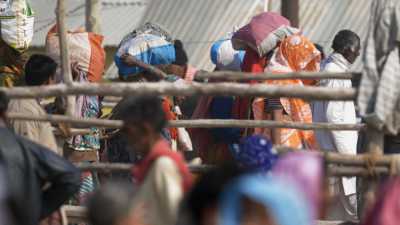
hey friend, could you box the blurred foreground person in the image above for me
[88,182,145,225]
[273,151,328,222]
[0,91,80,225]
[219,174,312,225]
[118,96,193,225]
[313,29,361,221]
[178,163,244,225]
[7,54,59,154]
[361,177,400,225]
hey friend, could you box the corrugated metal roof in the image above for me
[30,0,259,72]
[30,0,372,73]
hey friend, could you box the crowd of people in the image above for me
[0,0,400,225]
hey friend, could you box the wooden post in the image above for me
[85,0,102,33]
[359,128,384,217]
[56,0,75,118]
[281,0,299,27]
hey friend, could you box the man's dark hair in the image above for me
[174,39,189,66]
[87,182,136,225]
[115,96,167,132]
[0,91,9,115]
[332,30,360,53]
[25,54,57,86]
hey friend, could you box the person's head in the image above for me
[184,163,244,225]
[24,54,57,86]
[87,182,143,225]
[219,175,312,225]
[272,151,329,220]
[332,30,361,64]
[116,96,167,155]
[231,135,278,173]
[0,91,9,121]
[174,39,189,66]
[279,35,321,72]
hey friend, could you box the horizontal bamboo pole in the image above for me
[61,205,349,225]
[0,82,356,100]
[7,113,364,130]
[75,163,214,174]
[196,71,360,81]
[276,147,393,167]
[74,162,390,177]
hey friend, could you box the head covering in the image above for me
[362,177,400,225]
[269,35,321,73]
[272,151,323,221]
[230,135,278,173]
[219,175,312,225]
[211,39,245,71]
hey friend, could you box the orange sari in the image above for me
[253,35,321,149]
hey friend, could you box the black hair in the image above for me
[184,163,244,225]
[115,95,167,133]
[87,182,136,225]
[0,91,8,115]
[174,39,189,66]
[314,43,326,60]
[25,54,57,86]
[332,30,360,53]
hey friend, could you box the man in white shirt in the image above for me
[312,30,360,221]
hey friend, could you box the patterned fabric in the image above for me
[219,175,312,225]
[67,71,101,151]
[0,40,26,87]
[253,35,320,149]
[272,151,323,221]
[357,0,400,135]
[72,171,96,205]
[230,135,278,173]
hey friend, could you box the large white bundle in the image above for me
[0,0,34,51]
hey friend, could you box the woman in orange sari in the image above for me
[253,35,321,149]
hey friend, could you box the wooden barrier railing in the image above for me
[0,82,356,100]
[195,71,359,81]
[7,113,364,130]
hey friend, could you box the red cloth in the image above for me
[132,140,193,192]
[162,98,178,140]
[241,48,268,74]
[362,177,400,225]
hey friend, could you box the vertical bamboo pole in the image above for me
[56,0,75,117]
[359,128,384,217]
[85,0,102,33]
[281,0,299,27]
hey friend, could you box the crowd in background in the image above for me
[0,0,400,225]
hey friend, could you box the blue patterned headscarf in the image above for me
[229,135,278,173]
[219,175,312,225]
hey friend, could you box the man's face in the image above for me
[346,42,361,64]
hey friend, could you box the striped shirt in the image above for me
[358,0,400,134]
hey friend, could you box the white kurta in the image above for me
[312,53,357,196]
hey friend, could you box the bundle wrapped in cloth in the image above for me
[232,12,299,57]
[210,34,245,71]
[0,0,34,52]
[45,25,106,83]
[115,23,176,78]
